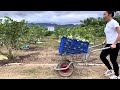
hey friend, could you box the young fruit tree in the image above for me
[28,25,48,44]
[0,16,30,60]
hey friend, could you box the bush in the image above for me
[0,16,30,60]
[45,31,54,36]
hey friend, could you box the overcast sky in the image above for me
[0,11,104,24]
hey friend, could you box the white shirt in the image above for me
[104,19,119,44]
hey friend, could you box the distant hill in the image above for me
[57,24,79,28]
[28,23,57,27]
[28,23,79,28]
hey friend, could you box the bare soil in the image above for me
[0,36,120,79]
[0,64,109,79]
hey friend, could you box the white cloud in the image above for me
[0,11,104,24]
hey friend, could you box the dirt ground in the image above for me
[0,36,120,79]
[0,64,109,79]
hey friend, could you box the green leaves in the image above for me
[0,16,49,59]
[0,17,30,59]
[53,17,108,44]
[27,25,48,43]
[2,17,29,49]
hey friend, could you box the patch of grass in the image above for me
[36,36,59,48]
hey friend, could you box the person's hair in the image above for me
[106,11,116,17]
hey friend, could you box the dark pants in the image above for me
[100,43,120,76]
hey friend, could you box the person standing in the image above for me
[100,11,120,79]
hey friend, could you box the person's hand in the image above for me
[111,44,116,49]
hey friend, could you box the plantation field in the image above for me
[1,16,120,79]
[0,36,120,79]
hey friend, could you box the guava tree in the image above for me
[53,17,106,44]
[28,25,48,43]
[0,16,30,60]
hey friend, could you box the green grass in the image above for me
[36,36,59,49]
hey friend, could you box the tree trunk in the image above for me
[7,48,14,60]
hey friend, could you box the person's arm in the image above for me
[111,26,120,48]
[113,27,120,44]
